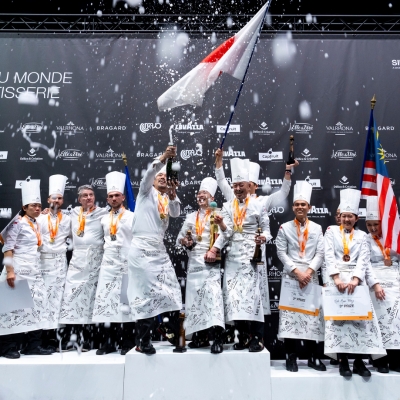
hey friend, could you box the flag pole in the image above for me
[219,1,271,149]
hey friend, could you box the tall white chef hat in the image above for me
[21,179,41,206]
[366,196,379,221]
[293,181,313,204]
[340,188,361,215]
[249,162,260,184]
[49,174,67,197]
[156,165,167,176]
[199,177,217,197]
[230,158,249,183]
[106,171,126,194]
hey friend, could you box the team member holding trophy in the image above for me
[37,175,71,350]
[0,180,51,358]
[324,188,386,377]
[59,184,107,351]
[364,196,400,373]
[205,158,271,352]
[276,181,326,372]
[127,145,182,355]
[92,171,136,355]
[176,177,225,354]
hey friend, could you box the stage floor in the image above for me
[0,344,399,400]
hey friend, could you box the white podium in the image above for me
[124,342,272,400]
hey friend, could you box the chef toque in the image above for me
[366,196,379,221]
[106,171,126,194]
[199,177,217,197]
[293,181,313,204]
[21,179,41,206]
[49,174,67,197]
[340,188,361,215]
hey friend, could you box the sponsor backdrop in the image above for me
[0,34,399,358]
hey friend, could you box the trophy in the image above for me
[251,227,264,264]
[208,201,221,262]
[185,229,196,250]
[173,312,187,353]
[288,135,295,165]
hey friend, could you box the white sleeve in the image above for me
[168,196,181,218]
[2,219,22,253]
[308,226,324,272]
[139,158,165,196]
[364,262,379,288]
[176,215,191,247]
[353,235,368,282]
[213,205,233,250]
[215,167,234,201]
[260,205,272,242]
[324,227,340,278]
[265,178,291,210]
[276,226,296,273]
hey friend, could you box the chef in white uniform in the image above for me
[176,177,225,354]
[364,196,400,373]
[0,180,52,358]
[206,158,272,352]
[59,184,107,351]
[276,181,326,372]
[92,171,135,355]
[324,188,386,377]
[37,174,71,351]
[127,145,182,355]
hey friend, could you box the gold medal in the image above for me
[197,235,202,242]
[76,229,84,237]
[343,254,350,262]
[238,226,243,233]
[160,213,166,220]
[49,238,55,244]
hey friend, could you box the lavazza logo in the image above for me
[95,147,124,163]
[331,149,357,161]
[216,124,241,135]
[172,122,204,134]
[334,176,357,189]
[252,122,275,135]
[288,121,313,135]
[20,148,43,162]
[259,148,283,162]
[56,121,84,136]
[56,149,84,161]
[0,151,8,162]
[308,205,329,218]
[0,208,12,218]
[258,178,283,187]
[326,122,354,135]
[139,122,162,133]
[180,144,203,160]
[90,177,107,189]
[296,148,318,162]
[223,147,246,157]
[298,176,322,190]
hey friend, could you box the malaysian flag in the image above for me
[360,106,400,253]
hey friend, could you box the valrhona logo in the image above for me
[288,121,313,134]
[95,148,124,163]
[326,122,354,135]
[56,121,84,136]
[56,149,83,161]
[331,149,357,161]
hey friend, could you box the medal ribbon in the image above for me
[24,215,42,246]
[340,225,354,258]
[78,206,95,234]
[373,236,391,260]
[110,207,125,236]
[294,218,309,258]
[195,210,210,238]
[233,196,250,231]
[47,212,63,242]
[158,193,169,218]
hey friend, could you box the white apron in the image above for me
[176,211,224,336]
[92,247,133,323]
[367,236,400,349]
[40,252,68,329]
[59,245,104,324]
[0,253,49,334]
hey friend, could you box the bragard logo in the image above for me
[296,148,319,162]
[288,121,313,134]
[216,124,241,134]
[97,125,126,131]
[259,149,283,162]
[331,149,357,161]
[56,149,84,161]
[56,121,84,136]
[252,122,276,135]
[326,122,354,135]
[139,122,162,133]
[180,179,204,187]
[0,151,8,161]
[0,208,12,218]
[95,147,124,163]
[20,148,44,162]
[180,144,203,160]
[90,177,107,189]
[365,125,395,131]
[136,151,163,158]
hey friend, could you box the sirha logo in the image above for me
[56,149,83,160]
